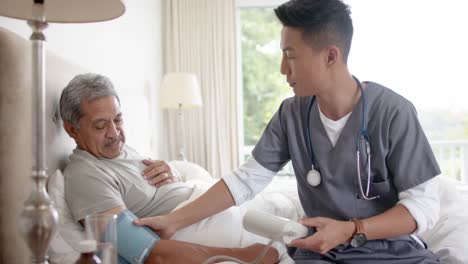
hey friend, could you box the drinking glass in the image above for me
[85,213,118,264]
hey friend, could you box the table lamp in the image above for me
[0,1,125,263]
[160,73,203,161]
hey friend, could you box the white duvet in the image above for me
[169,181,296,263]
[421,177,468,264]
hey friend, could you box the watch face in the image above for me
[351,233,367,247]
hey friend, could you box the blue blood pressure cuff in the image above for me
[117,210,160,264]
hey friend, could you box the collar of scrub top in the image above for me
[304,76,379,200]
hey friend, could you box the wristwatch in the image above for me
[350,218,367,247]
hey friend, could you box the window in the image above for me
[238,7,290,152]
[237,0,468,181]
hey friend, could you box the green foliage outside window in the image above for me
[240,8,292,146]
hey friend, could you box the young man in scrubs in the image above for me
[136,0,441,262]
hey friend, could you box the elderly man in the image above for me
[60,73,278,264]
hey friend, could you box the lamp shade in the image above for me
[0,0,125,23]
[160,73,203,109]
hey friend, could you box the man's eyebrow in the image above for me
[91,113,122,125]
[282,47,294,52]
[92,119,107,126]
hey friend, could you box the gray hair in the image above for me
[59,73,120,128]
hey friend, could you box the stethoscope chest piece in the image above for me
[306,169,321,186]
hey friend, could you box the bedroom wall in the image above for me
[0,0,165,159]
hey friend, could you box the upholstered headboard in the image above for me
[0,27,85,262]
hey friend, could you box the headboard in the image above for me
[0,27,85,262]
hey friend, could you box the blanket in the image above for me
[169,182,295,264]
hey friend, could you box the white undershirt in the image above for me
[318,105,351,147]
[223,107,440,237]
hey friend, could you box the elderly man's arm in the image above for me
[78,206,127,226]
[146,241,278,264]
[82,206,279,264]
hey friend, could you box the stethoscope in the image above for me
[304,76,380,200]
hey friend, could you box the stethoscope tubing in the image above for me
[304,75,379,200]
[305,96,316,171]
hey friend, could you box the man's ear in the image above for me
[63,121,78,139]
[325,45,339,66]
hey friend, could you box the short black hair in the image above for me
[274,0,353,63]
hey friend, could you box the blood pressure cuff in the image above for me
[117,210,160,264]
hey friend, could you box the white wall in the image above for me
[346,0,468,113]
[0,0,165,158]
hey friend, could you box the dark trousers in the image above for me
[288,235,439,264]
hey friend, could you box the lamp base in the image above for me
[18,172,58,264]
[178,148,187,161]
[177,104,187,161]
[18,18,58,264]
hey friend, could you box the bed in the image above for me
[1,26,468,264]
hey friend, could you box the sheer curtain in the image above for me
[162,0,239,177]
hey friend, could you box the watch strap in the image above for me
[351,218,365,236]
[350,218,367,247]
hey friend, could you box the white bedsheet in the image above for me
[169,182,295,263]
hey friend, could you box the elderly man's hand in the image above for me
[142,159,180,187]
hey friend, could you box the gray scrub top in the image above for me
[252,82,440,221]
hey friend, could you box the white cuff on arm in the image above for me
[397,176,440,235]
[222,157,277,205]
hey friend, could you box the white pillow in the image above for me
[47,169,85,263]
[168,160,214,183]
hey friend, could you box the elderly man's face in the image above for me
[69,96,126,159]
